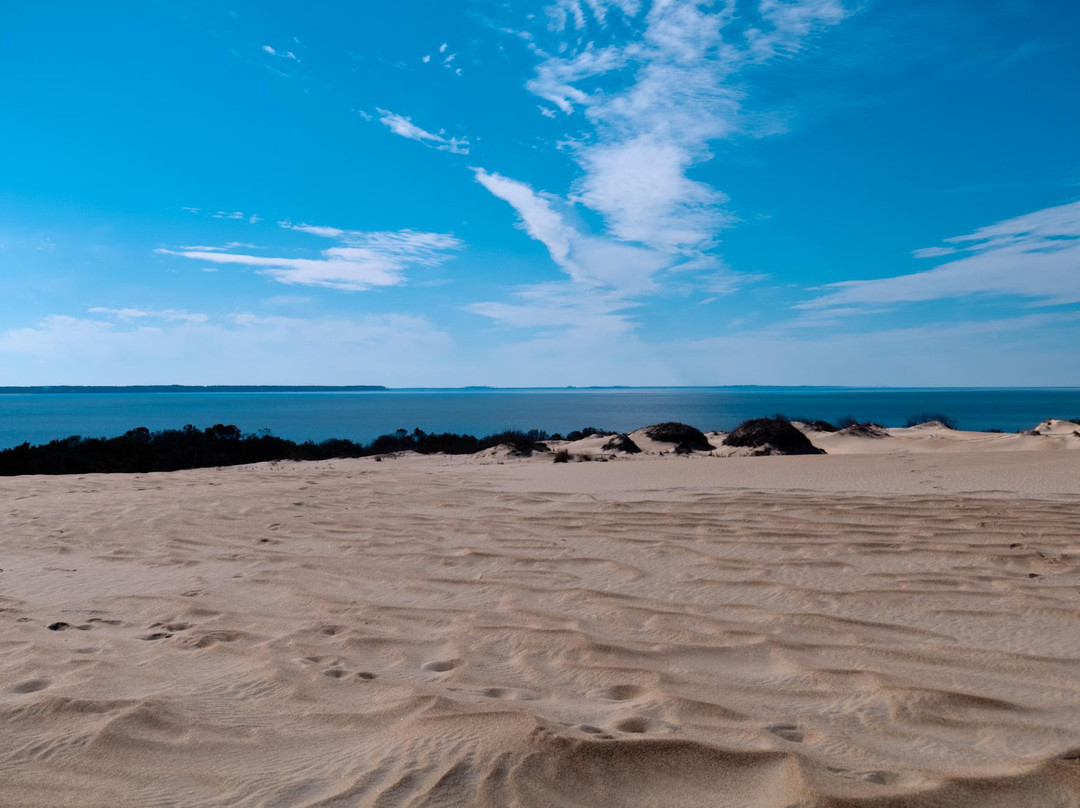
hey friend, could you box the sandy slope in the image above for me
[2,447,1080,807]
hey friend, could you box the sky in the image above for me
[1,0,1078,387]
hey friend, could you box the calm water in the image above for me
[1,388,1079,450]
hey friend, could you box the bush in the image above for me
[836,414,858,429]
[553,449,570,463]
[903,413,959,429]
[642,422,712,451]
[601,433,641,454]
[722,417,825,455]
[564,427,612,441]
[839,422,889,438]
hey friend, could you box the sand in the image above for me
[2,426,1080,807]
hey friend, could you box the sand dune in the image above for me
[2,446,1080,806]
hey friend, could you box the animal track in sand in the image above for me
[12,679,50,694]
[150,621,190,632]
[183,630,244,649]
[767,723,805,742]
[595,684,645,701]
[138,631,173,641]
[480,687,539,701]
[422,659,462,673]
[827,766,896,785]
[614,716,651,734]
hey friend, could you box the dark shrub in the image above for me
[903,413,959,429]
[722,417,825,455]
[839,422,888,438]
[483,430,549,457]
[642,422,712,451]
[836,414,858,429]
[602,433,641,453]
[801,420,838,433]
[553,449,570,463]
[565,427,612,441]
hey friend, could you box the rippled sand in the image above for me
[2,449,1080,807]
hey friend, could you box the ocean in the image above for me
[1,387,1078,450]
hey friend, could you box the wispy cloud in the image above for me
[376,108,470,154]
[468,1,847,331]
[87,307,209,324]
[800,200,1080,310]
[262,44,298,61]
[159,221,463,291]
[518,0,847,256]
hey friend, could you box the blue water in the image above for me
[1,388,1078,450]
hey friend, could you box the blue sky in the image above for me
[1,0,1077,386]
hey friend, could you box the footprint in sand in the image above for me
[767,723,805,742]
[138,631,173,641]
[422,659,462,673]
[480,687,538,701]
[827,766,894,785]
[596,684,644,701]
[12,679,50,694]
[614,716,651,734]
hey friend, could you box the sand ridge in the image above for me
[2,450,1080,806]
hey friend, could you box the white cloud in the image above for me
[376,108,470,155]
[87,307,209,324]
[474,169,574,267]
[262,44,298,60]
[470,0,847,333]
[801,200,1080,309]
[523,0,847,257]
[473,168,670,292]
[159,222,462,292]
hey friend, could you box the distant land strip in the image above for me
[0,385,387,394]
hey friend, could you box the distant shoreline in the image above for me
[0,385,388,394]
[2,385,1079,395]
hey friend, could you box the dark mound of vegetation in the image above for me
[0,424,573,476]
[602,433,641,454]
[553,449,571,463]
[642,422,712,451]
[561,427,613,441]
[838,422,888,438]
[772,413,836,433]
[722,417,825,455]
[903,413,959,430]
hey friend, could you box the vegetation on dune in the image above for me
[0,424,560,476]
[602,433,642,454]
[903,413,960,429]
[722,417,826,455]
[642,422,713,451]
